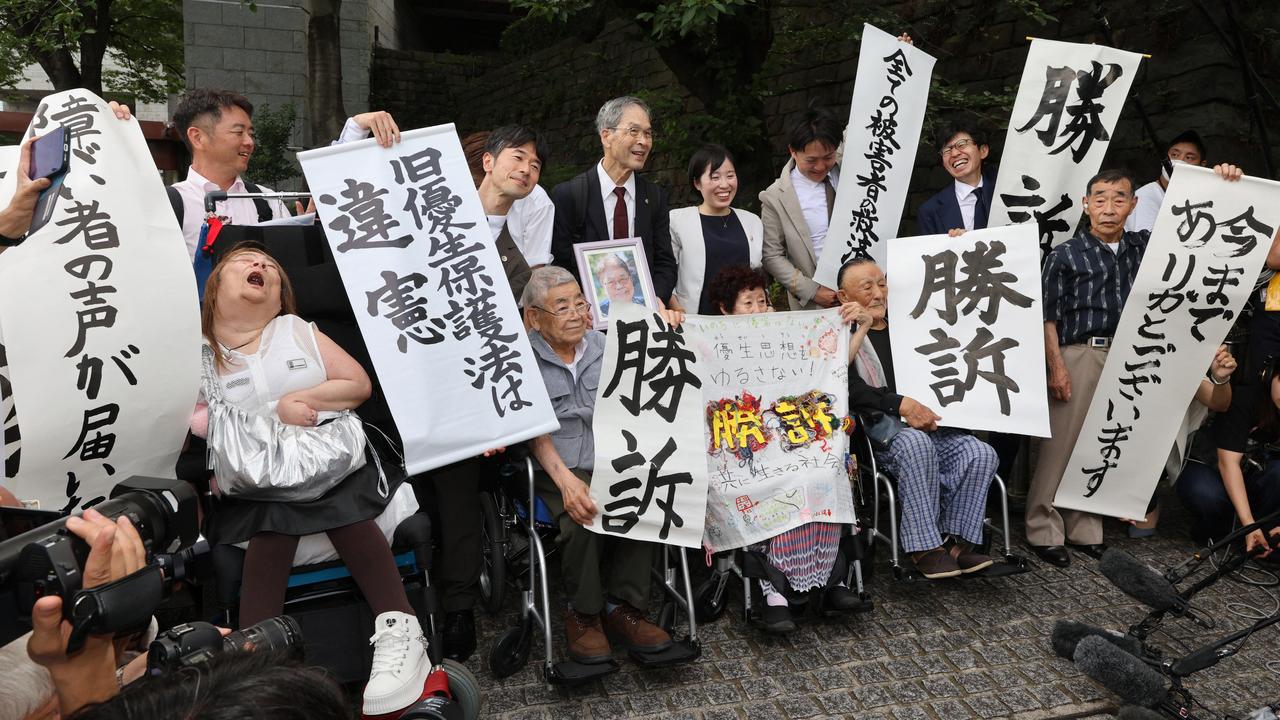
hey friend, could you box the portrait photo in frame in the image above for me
[572,238,657,329]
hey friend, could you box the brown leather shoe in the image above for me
[911,547,962,579]
[945,537,994,574]
[603,603,672,653]
[564,607,612,664]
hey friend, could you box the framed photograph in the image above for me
[573,238,657,329]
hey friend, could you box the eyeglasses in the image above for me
[939,138,976,156]
[609,125,655,142]
[533,302,592,318]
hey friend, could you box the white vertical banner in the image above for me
[1055,166,1280,520]
[988,39,1143,254]
[887,225,1049,436]
[590,303,709,549]
[815,24,935,284]
[0,90,201,511]
[298,125,558,475]
[683,309,853,553]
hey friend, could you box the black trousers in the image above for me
[426,455,486,613]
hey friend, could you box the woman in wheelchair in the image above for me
[705,266,868,634]
[193,245,429,715]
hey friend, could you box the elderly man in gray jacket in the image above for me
[521,266,677,666]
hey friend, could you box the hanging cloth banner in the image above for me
[814,24,936,285]
[1055,165,1280,520]
[298,125,558,475]
[987,39,1143,255]
[0,90,201,512]
[886,224,1050,436]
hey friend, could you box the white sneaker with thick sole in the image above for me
[362,611,431,715]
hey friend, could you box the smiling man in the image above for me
[477,124,546,302]
[550,96,677,305]
[917,119,998,235]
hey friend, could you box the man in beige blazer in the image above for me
[760,108,845,310]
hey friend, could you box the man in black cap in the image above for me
[1125,130,1208,233]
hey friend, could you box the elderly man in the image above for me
[597,253,644,316]
[550,96,677,305]
[521,266,674,663]
[1030,165,1244,566]
[838,258,996,579]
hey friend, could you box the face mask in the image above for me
[1160,157,1187,184]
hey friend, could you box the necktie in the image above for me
[612,186,628,239]
[823,177,836,221]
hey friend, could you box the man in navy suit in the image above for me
[551,96,678,305]
[916,120,997,235]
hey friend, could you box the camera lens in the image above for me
[224,615,303,656]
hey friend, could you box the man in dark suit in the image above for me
[916,119,997,235]
[550,96,677,305]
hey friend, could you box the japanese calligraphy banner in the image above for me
[591,303,709,549]
[814,24,935,284]
[886,225,1050,436]
[0,90,201,511]
[684,309,854,553]
[297,125,558,475]
[1055,165,1280,520]
[988,39,1143,254]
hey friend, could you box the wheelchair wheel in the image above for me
[478,492,506,615]
[694,577,729,623]
[443,658,482,719]
[488,626,530,679]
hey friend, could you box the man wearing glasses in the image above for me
[550,96,678,307]
[520,266,684,664]
[916,118,998,236]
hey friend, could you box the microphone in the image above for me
[1118,706,1166,720]
[1051,619,1143,660]
[1073,635,1168,707]
[1099,549,1188,614]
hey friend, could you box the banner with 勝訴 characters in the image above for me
[1055,165,1280,520]
[0,90,201,511]
[298,125,558,475]
[987,39,1143,255]
[886,224,1050,436]
[684,309,854,553]
[814,24,935,284]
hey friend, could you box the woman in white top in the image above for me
[194,245,428,715]
[669,144,764,314]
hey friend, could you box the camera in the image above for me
[147,615,303,674]
[0,476,200,646]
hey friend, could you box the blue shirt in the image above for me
[1042,228,1150,346]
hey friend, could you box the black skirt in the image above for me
[205,457,408,545]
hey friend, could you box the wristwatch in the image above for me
[0,231,25,246]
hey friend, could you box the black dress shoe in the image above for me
[760,604,797,635]
[1066,542,1108,560]
[1030,544,1071,567]
[443,609,476,662]
[824,585,865,612]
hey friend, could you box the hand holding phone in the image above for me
[0,135,55,243]
[29,126,69,181]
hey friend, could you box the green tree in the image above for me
[246,103,299,188]
[0,0,183,103]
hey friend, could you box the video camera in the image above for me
[0,476,201,647]
[147,615,303,674]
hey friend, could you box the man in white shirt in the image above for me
[463,130,555,267]
[476,125,547,301]
[168,88,401,261]
[1124,130,1208,233]
[760,108,845,310]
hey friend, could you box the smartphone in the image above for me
[29,125,70,181]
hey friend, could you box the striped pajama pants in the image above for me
[877,428,997,553]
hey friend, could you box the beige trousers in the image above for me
[1025,344,1107,546]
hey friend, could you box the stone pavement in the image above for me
[457,490,1280,719]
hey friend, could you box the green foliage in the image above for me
[1006,0,1057,26]
[510,0,593,25]
[246,104,299,188]
[0,0,184,102]
[635,0,756,42]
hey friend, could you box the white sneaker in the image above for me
[362,611,431,715]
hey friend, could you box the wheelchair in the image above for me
[848,413,1030,581]
[483,452,702,685]
[193,217,482,714]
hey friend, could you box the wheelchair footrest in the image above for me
[627,638,701,667]
[547,658,619,685]
[974,555,1031,578]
